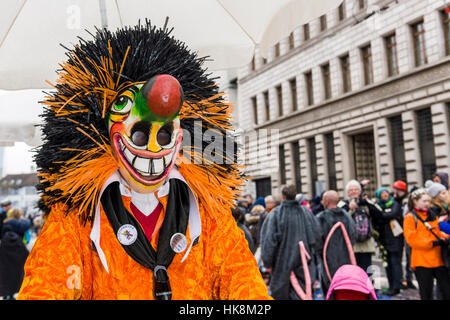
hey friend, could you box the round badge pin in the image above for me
[170,233,188,253]
[117,224,138,246]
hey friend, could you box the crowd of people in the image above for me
[0,201,44,300]
[234,171,450,300]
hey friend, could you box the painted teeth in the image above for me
[152,158,164,175]
[119,139,125,152]
[134,156,150,174]
[164,152,173,167]
[120,141,175,177]
[123,148,134,164]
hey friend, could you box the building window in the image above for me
[308,137,318,197]
[385,33,399,77]
[289,32,295,50]
[251,96,258,125]
[321,63,331,100]
[279,145,287,185]
[262,57,267,65]
[338,2,346,21]
[274,42,280,58]
[263,90,270,121]
[305,71,314,106]
[340,54,351,93]
[442,10,450,56]
[325,133,337,191]
[320,15,327,31]
[276,85,283,117]
[361,44,374,85]
[251,56,255,71]
[304,24,310,41]
[289,78,298,111]
[389,115,407,182]
[359,0,367,10]
[417,108,436,183]
[254,177,272,199]
[411,20,427,67]
[291,141,302,193]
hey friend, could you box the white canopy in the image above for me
[0,0,342,90]
[0,0,343,146]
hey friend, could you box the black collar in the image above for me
[100,179,190,300]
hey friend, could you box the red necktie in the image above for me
[130,201,163,243]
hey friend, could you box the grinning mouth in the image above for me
[113,133,178,184]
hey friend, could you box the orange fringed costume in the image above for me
[17,21,270,300]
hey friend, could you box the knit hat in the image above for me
[375,187,394,209]
[253,197,266,208]
[392,180,407,192]
[295,193,306,203]
[427,182,447,198]
[375,187,390,200]
[424,180,434,189]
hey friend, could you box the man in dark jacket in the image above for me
[373,187,404,296]
[260,184,322,300]
[392,180,416,290]
[316,190,356,295]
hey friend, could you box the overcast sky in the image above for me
[1,142,36,176]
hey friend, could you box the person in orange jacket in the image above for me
[17,21,270,300]
[403,188,450,300]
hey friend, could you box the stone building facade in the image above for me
[236,0,450,198]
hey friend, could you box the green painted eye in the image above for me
[111,94,133,114]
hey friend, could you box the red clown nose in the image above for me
[141,74,184,119]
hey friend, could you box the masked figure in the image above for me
[18,21,270,300]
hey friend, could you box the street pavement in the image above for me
[371,256,420,300]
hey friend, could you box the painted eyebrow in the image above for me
[128,85,141,94]
[118,84,141,98]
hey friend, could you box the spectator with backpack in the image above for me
[403,188,450,300]
[316,190,356,295]
[338,180,381,274]
[373,187,404,296]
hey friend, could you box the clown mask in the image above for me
[108,74,184,194]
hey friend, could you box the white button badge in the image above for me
[117,224,138,246]
[170,233,188,253]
